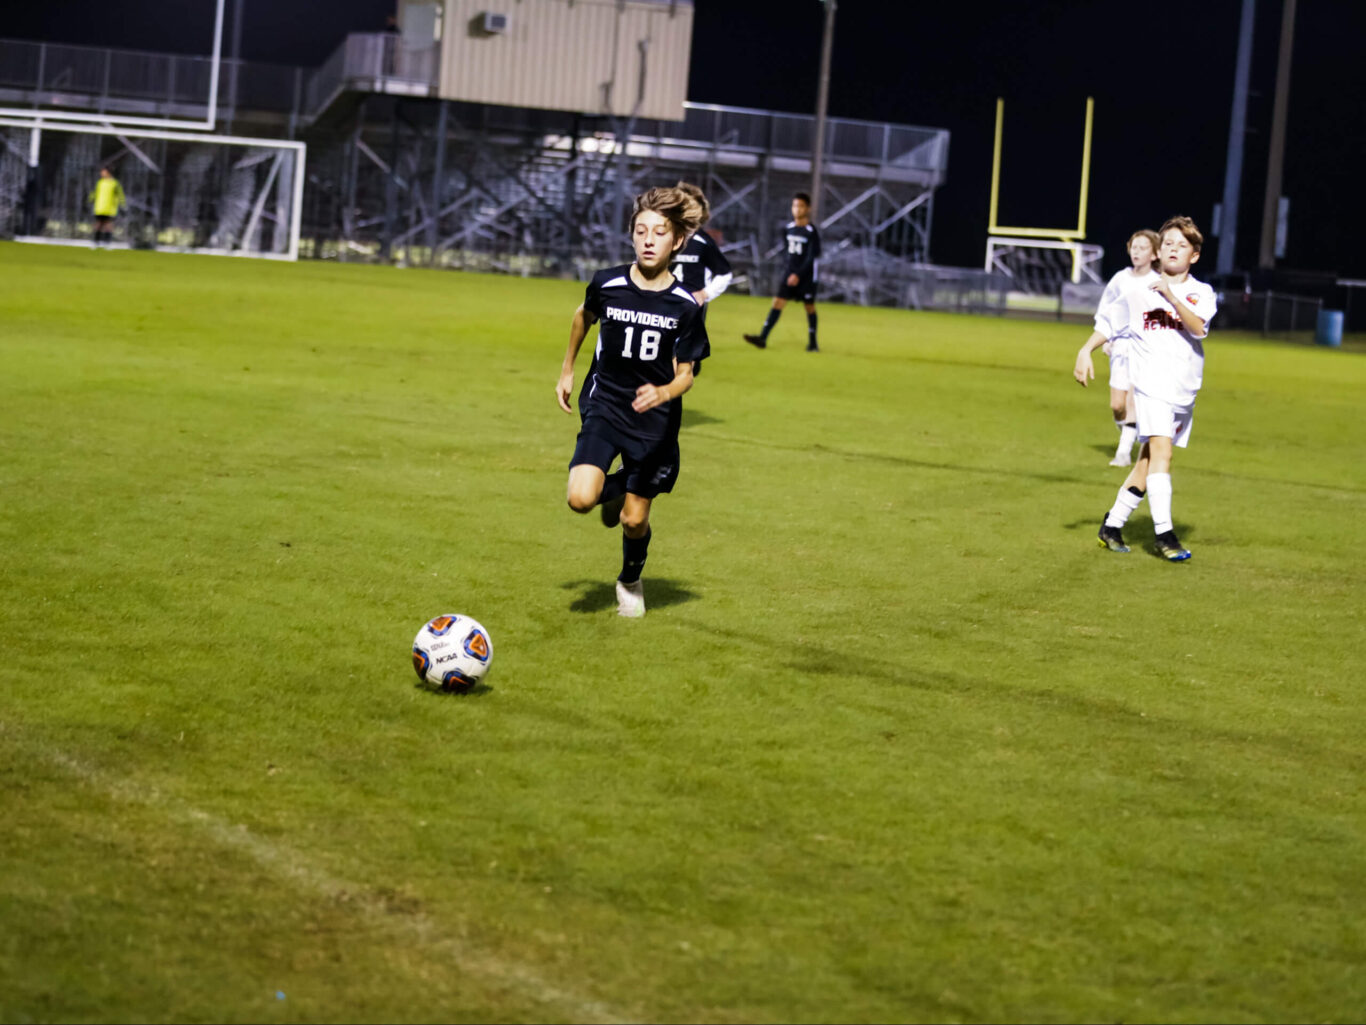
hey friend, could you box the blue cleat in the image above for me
[1155,531,1192,562]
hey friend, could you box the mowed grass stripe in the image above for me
[1,242,1364,1022]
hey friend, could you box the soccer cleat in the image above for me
[1108,454,1132,467]
[806,342,820,352]
[599,491,625,528]
[1097,520,1130,553]
[1155,531,1192,562]
[743,333,767,349]
[616,579,645,618]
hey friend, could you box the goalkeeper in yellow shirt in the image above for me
[89,167,125,247]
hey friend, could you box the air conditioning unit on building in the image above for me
[479,12,509,34]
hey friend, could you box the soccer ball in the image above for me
[411,614,493,691]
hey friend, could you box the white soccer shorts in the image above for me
[1107,345,1131,392]
[1134,390,1195,448]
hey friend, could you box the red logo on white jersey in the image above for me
[1186,294,1199,305]
[1143,309,1184,332]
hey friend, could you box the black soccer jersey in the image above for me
[670,230,733,294]
[782,221,821,282]
[581,266,705,440]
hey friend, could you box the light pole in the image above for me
[1258,0,1296,268]
[1216,0,1255,277]
[810,0,837,218]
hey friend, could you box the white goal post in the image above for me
[985,235,1104,293]
[1,118,306,260]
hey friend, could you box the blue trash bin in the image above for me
[1316,309,1344,347]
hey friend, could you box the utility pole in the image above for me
[810,0,837,217]
[1258,0,1297,268]
[1216,0,1255,277]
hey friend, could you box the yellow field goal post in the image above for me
[985,97,1102,291]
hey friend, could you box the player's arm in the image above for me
[1073,329,1110,387]
[1152,280,1209,337]
[556,304,597,413]
[700,244,734,304]
[632,359,694,413]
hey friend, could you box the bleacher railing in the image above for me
[0,34,947,177]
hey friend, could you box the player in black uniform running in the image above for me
[578,182,724,418]
[671,181,734,324]
[744,191,822,352]
[556,186,707,618]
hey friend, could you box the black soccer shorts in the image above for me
[569,416,681,499]
[778,277,819,303]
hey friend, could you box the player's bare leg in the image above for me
[1109,386,1137,466]
[804,301,819,352]
[616,494,653,617]
[566,464,606,514]
[745,297,787,349]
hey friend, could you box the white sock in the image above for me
[1115,423,1138,457]
[1147,472,1173,534]
[1105,486,1144,529]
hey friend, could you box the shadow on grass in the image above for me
[703,431,1095,486]
[561,578,701,613]
[682,408,723,428]
[667,611,1359,771]
[415,681,494,699]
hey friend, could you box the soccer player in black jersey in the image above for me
[744,191,822,352]
[578,182,723,419]
[671,182,734,326]
[556,186,707,618]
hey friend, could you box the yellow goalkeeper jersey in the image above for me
[90,177,125,217]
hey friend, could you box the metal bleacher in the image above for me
[0,32,978,308]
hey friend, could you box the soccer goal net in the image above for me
[0,120,304,259]
[985,236,1103,295]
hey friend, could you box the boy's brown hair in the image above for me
[631,186,705,242]
[1159,215,1203,253]
[674,181,711,226]
[1129,228,1161,252]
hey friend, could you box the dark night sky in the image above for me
[6,0,1365,278]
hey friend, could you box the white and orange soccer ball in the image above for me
[412,614,493,691]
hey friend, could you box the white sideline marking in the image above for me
[39,748,625,1024]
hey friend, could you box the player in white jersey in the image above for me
[1073,216,1217,562]
[1092,229,1161,466]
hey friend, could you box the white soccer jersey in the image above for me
[1097,267,1159,311]
[1095,268,1159,357]
[1095,274,1217,407]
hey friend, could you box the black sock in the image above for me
[1126,485,1146,498]
[619,527,651,584]
[761,308,781,338]
[807,311,818,347]
[600,469,628,505]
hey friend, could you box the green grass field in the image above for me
[2,242,1363,1023]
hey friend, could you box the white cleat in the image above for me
[1108,454,1132,467]
[615,579,645,618]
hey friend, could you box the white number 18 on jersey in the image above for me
[621,326,661,361]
